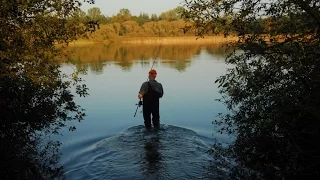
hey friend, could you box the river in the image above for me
[56,43,233,179]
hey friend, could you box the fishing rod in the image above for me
[150,40,163,70]
[134,100,143,117]
[133,40,163,117]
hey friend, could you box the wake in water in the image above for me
[63,125,217,180]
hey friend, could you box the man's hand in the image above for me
[138,93,143,99]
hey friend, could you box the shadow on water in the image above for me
[64,125,214,180]
[142,131,162,176]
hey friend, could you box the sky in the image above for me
[80,0,185,16]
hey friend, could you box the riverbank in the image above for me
[120,36,238,45]
[66,35,238,46]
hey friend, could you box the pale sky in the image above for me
[80,0,185,16]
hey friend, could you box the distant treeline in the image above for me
[72,7,284,43]
[72,7,194,42]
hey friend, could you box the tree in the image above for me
[112,8,132,23]
[87,7,108,23]
[150,13,159,21]
[122,20,143,36]
[183,0,320,179]
[88,7,101,19]
[160,6,185,21]
[0,0,95,178]
[133,13,151,25]
[73,8,87,23]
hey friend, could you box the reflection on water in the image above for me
[63,43,231,73]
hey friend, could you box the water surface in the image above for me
[57,43,232,179]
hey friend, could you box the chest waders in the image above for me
[142,82,160,129]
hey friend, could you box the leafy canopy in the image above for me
[0,0,96,179]
[183,0,320,179]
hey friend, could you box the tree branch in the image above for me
[292,0,320,27]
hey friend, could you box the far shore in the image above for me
[120,36,238,45]
[65,35,238,47]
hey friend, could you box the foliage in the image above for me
[133,13,151,25]
[159,6,185,21]
[183,0,320,179]
[0,0,94,179]
[150,13,159,21]
[87,7,101,21]
[68,6,200,41]
[73,8,88,23]
[80,20,196,42]
[111,8,132,23]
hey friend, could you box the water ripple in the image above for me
[64,125,214,180]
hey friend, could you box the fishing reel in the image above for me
[134,100,143,117]
[136,100,143,106]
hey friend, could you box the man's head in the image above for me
[148,69,157,80]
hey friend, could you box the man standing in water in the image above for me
[138,69,164,129]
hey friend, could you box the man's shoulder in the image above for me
[150,80,161,84]
[150,80,162,86]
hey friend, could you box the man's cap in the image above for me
[149,69,157,74]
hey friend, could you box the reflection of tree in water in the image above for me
[89,61,105,74]
[73,60,104,74]
[160,59,192,72]
[66,43,226,73]
[204,44,235,58]
[74,62,89,73]
[134,60,153,69]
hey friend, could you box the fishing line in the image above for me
[151,40,163,70]
[148,39,163,81]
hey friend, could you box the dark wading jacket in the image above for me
[139,80,163,105]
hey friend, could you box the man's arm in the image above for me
[161,84,164,97]
[158,83,164,98]
[138,82,147,99]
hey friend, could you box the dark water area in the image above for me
[64,125,215,180]
[57,43,233,179]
